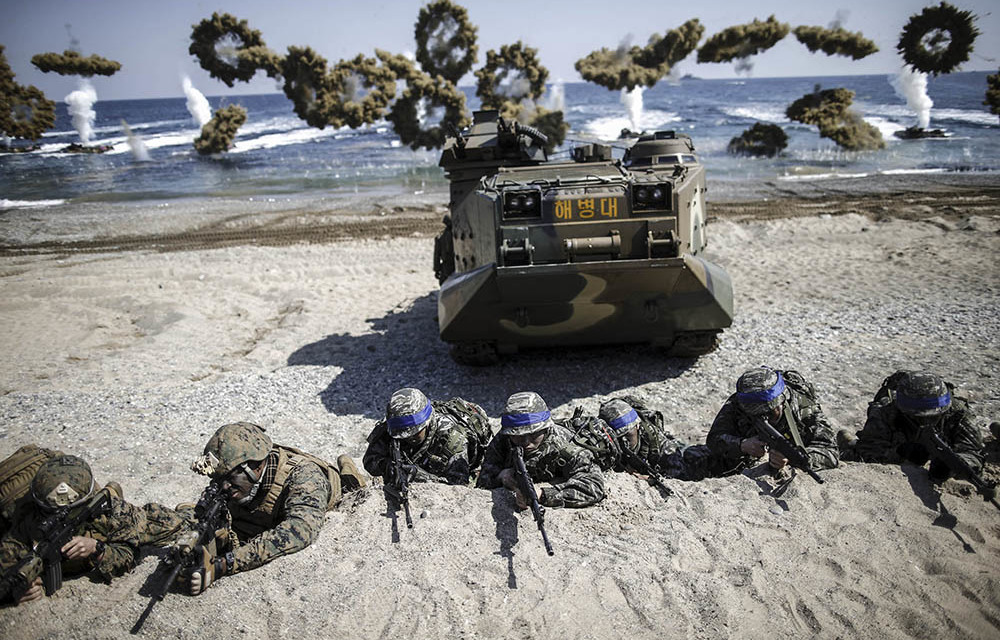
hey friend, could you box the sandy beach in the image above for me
[1,174,998,639]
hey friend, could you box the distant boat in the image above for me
[681,73,702,80]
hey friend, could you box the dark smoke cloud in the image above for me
[475,41,548,107]
[696,16,790,65]
[1,45,56,142]
[576,19,703,91]
[189,12,279,87]
[985,69,1000,122]
[31,50,121,77]
[897,2,979,76]
[414,0,478,84]
[793,25,878,60]
[386,66,469,150]
[786,86,884,150]
[727,123,788,157]
[193,104,247,155]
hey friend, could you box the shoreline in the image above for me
[2,174,999,254]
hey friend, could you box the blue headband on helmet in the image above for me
[387,402,433,433]
[608,409,639,431]
[897,391,951,413]
[737,372,786,404]
[502,411,551,428]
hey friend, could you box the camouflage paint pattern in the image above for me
[435,110,733,359]
[708,371,839,472]
[0,495,142,583]
[477,426,606,508]
[856,394,984,473]
[364,413,474,485]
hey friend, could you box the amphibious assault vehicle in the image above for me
[433,110,734,365]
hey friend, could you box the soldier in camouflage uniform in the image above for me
[0,456,142,606]
[363,388,487,486]
[707,367,839,475]
[850,371,984,479]
[178,422,366,595]
[477,392,605,509]
[596,398,722,481]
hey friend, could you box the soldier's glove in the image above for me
[189,547,230,596]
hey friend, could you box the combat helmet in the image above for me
[31,455,95,510]
[735,367,788,416]
[192,422,272,477]
[896,372,951,418]
[386,388,434,439]
[599,399,640,435]
[500,392,554,436]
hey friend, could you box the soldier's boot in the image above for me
[104,481,123,500]
[337,454,367,492]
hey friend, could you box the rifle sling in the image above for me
[782,402,806,449]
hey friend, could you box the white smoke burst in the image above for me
[65,79,98,145]
[121,119,150,162]
[542,80,566,113]
[182,76,212,128]
[621,86,644,132]
[890,65,933,129]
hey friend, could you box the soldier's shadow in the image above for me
[901,464,975,553]
[287,292,698,419]
[490,489,519,589]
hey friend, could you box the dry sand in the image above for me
[0,178,999,639]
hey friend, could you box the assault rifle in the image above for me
[389,439,413,529]
[0,484,114,602]
[753,417,824,484]
[512,446,554,556]
[918,427,1000,511]
[131,481,228,634]
[619,446,674,500]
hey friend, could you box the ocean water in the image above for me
[1,71,997,211]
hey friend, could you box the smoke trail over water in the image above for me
[65,79,97,145]
[890,66,933,129]
[182,76,212,127]
[543,81,566,113]
[121,119,150,162]
[621,86,644,132]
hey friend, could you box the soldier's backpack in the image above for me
[561,407,622,471]
[611,394,665,431]
[433,398,494,469]
[780,370,818,401]
[0,444,63,530]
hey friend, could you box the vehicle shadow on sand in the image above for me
[286,292,699,419]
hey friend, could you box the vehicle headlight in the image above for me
[632,183,671,211]
[503,190,542,219]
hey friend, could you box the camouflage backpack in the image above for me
[0,444,63,527]
[780,370,818,401]
[433,398,494,469]
[612,394,665,431]
[562,407,622,471]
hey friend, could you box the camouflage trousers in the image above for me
[138,502,198,547]
[656,444,725,481]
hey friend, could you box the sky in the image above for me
[2,0,998,101]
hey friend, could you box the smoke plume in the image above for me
[121,119,150,161]
[182,75,212,127]
[65,78,97,144]
[621,86,644,131]
[890,65,933,129]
